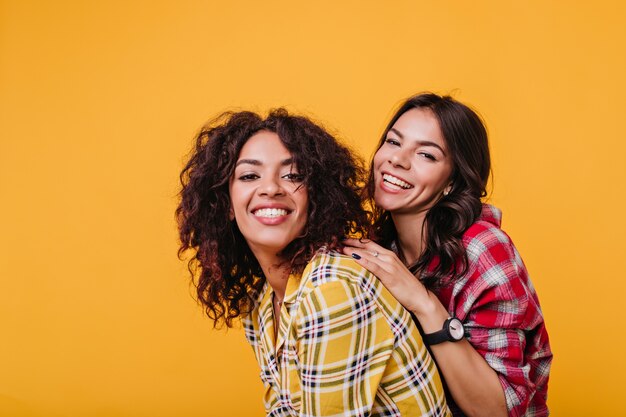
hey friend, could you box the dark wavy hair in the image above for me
[177,109,368,327]
[366,93,491,289]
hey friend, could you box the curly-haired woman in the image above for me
[176,109,451,416]
[343,94,552,417]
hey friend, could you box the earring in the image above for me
[443,186,452,196]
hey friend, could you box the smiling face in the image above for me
[373,108,454,217]
[229,130,308,261]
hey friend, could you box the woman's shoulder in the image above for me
[448,205,537,311]
[297,249,415,330]
[464,204,504,239]
[462,204,518,262]
[304,249,374,289]
[298,249,394,307]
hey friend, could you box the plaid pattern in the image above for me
[434,205,552,417]
[243,251,451,417]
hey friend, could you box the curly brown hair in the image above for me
[366,93,491,289]
[177,109,368,327]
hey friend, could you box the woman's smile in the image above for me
[380,172,414,192]
[251,204,292,224]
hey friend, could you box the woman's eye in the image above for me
[238,173,259,181]
[385,138,400,146]
[283,173,304,182]
[418,152,437,161]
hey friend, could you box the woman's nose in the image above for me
[389,148,411,169]
[258,176,284,197]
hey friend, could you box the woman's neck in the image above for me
[255,251,290,300]
[391,211,427,266]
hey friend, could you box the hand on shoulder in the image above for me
[341,238,438,317]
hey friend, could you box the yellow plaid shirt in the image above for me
[243,250,451,417]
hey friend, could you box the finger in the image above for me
[343,241,386,260]
[345,248,394,275]
[351,242,406,271]
[341,245,354,256]
[349,250,417,297]
[347,249,385,276]
[342,246,365,259]
[343,246,377,262]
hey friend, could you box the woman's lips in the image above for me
[380,172,413,193]
[251,206,292,225]
[253,208,288,218]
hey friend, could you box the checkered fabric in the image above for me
[243,251,451,417]
[434,204,552,417]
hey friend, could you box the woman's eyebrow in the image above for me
[389,128,404,139]
[235,159,261,167]
[235,158,294,167]
[417,141,445,154]
[389,128,446,154]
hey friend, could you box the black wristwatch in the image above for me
[423,317,465,345]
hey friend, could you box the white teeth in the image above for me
[254,208,288,218]
[383,174,412,189]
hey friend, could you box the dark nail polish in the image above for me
[351,253,361,260]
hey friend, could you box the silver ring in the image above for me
[372,250,379,258]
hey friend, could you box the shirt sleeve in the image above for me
[293,279,447,417]
[456,228,548,417]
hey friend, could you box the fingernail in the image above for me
[351,253,361,260]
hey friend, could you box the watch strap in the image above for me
[422,317,462,345]
[422,325,450,345]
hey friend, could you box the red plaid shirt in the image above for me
[432,204,552,417]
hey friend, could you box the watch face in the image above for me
[448,318,464,340]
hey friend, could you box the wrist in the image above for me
[404,285,435,316]
[411,292,450,334]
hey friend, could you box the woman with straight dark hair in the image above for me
[177,109,451,416]
[343,93,552,417]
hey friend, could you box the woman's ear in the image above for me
[229,206,235,220]
[443,184,453,196]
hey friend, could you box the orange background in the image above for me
[2,1,625,416]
